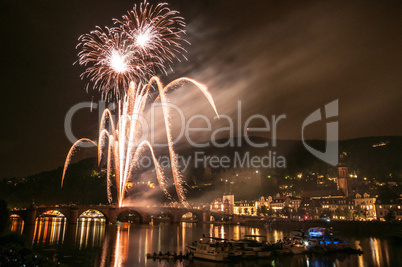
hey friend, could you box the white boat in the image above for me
[190,237,229,262]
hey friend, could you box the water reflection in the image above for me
[9,215,24,234]
[369,237,392,267]
[76,217,106,249]
[271,229,284,243]
[8,217,401,266]
[105,223,401,267]
[208,224,264,241]
[112,225,130,267]
[32,216,66,246]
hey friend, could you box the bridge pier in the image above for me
[201,210,210,222]
[69,206,79,224]
[171,213,182,223]
[107,207,117,224]
[26,206,37,225]
[142,214,151,224]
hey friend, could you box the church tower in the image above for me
[337,153,349,197]
[223,179,234,214]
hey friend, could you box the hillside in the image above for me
[1,136,401,206]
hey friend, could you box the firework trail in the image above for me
[64,1,217,208]
[62,79,219,207]
[61,138,98,187]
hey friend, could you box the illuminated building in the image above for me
[354,193,377,220]
[255,196,272,211]
[210,198,223,213]
[223,194,234,214]
[233,200,256,216]
[337,153,350,197]
[375,194,402,221]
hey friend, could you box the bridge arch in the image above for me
[78,209,108,223]
[37,210,67,220]
[9,213,22,219]
[209,212,225,222]
[181,211,199,222]
[151,211,174,223]
[116,209,143,224]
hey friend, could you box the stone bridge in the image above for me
[11,205,212,225]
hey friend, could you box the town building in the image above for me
[222,194,234,214]
[210,198,223,213]
[233,200,256,216]
[270,194,291,212]
[354,193,377,220]
[299,198,321,220]
[337,153,351,197]
[375,194,402,221]
[255,196,272,211]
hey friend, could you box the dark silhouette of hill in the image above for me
[1,136,401,206]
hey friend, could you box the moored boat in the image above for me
[308,227,329,238]
[306,227,354,253]
[276,236,308,255]
[233,235,274,258]
[188,237,229,262]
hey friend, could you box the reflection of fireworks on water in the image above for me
[76,1,187,99]
[62,77,219,208]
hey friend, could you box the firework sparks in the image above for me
[62,78,219,207]
[76,1,188,99]
[65,1,214,208]
[76,26,144,99]
[109,50,128,73]
[116,1,188,64]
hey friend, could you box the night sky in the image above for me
[1,0,402,179]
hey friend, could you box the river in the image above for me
[9,216,402,266]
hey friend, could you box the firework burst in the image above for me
[66,1,216,208]
[76,27,145,99]
[115,1,188,70]
[76,1,188,99]
[62,78,219,208]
